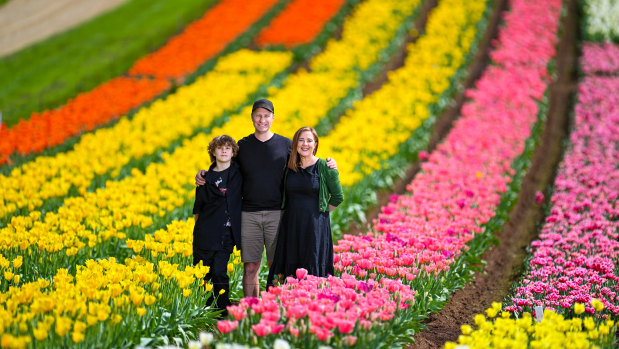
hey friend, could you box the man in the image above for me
[196,98,336,297]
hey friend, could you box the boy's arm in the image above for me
[194,214,199,221]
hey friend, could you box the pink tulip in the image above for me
[252,323,271,337]
[535,191,544,204]
[296,268,308,280]
[336,319,355,334]
[227,305,246,321]
[217,320,239,334]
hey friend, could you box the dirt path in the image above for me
[409,0,579,347]
[0,0,129,57]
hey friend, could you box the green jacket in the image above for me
[281,158,344,212]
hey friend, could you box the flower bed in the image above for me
[445,304,616,348]
[337,0,561,286]
[443,13,619,349]
[256,0,345,48]
[0,50,292,222]
[582,0,619,42]
[206,0,563,346]
[0,0,282,165]
[0,0,216,128]
[0,0,422,283]
[504,41,619,317]
[0,0,353,165]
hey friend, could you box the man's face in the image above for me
[251,108,274,133]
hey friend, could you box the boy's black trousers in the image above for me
[193,246,232,316]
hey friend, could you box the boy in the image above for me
[193,135,242,316]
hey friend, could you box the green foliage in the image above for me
[0,0,217,126]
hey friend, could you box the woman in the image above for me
[267,127,344,287]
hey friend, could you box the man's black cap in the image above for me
[251,98,274,114]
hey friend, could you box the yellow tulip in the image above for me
[12,256,23,269]
[32,326,48,341]
[574,303,585,315]
[591,298,604,312]
[55,316,72,337]
[71,331,85,343]
[3,271,13,282]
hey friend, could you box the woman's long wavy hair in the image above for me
[288,127,319,172]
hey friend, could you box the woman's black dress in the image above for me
[267,163,334,287]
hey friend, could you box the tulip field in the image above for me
[0,0,617,348]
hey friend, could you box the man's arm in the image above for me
[195,170,207,186]
[326,157,337,170]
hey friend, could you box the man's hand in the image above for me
[195,170,207,186]
[326,157,337,170]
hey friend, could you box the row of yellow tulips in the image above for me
[445,302,616,348]
[320,0,487,185]
[0,249,212,348]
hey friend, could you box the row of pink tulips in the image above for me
[505,41,619,318]
[212,0,563,347]
[219,270,415,346]
[336,0,561,282]
[580,41,619,74]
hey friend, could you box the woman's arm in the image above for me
[325,167,344,208]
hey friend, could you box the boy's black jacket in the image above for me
[193,162,242,249]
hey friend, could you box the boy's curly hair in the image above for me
[207,135,239,163]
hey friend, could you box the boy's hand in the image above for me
[195,170,207,186]
[326,157,337,170]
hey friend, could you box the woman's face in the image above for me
[297,131,316,158]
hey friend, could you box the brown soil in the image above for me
[409,0,579,347]
[361,0,438,96]
[0,0,129,57]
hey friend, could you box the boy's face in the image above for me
[214,144,233,163]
